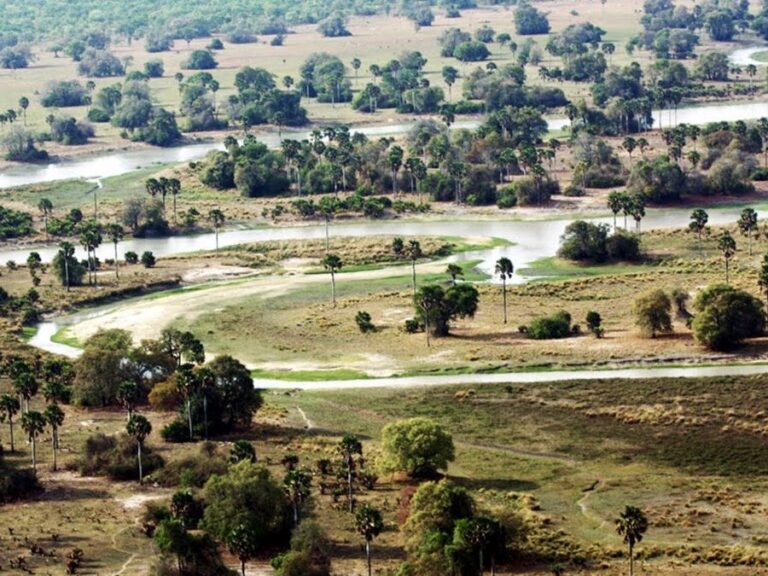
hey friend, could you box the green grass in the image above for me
[752,50,768,63]
[251,367,368,381]
[19,325,38,341]
[51,325,81,347]
[519,256,650,280]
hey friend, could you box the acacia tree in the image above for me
[689,208,709,252]
[355,505,384,576]
[322,253,343,306]
[0,394,20,452]
[495,257,514,324]
[21,410,46,472]
[127,414,152,484]
[616,506,648,576]
[738,208,758,256]
[339,433,363,512]
[44,403,65,471]
[718,232,737,284]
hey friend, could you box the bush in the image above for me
[606,232,641,261]
[515,2,551,35]
[161,419,190,443]
[144,59,165,78]
[183,50,218,70]
[226,30,257,44]
[155,443,229,487]
[207,38,224,50]
[141,251,156,268]
[0,466,41,502]
[692,284,765,350]
[496,186,518,208]
[78,433,163,480]
[404,318,421,333]
[125,251,139,264]
[317,15,351,37]
[527,310,572,339]
[77,48,125,77]
[49,116,94,145]
[634,290,673,338]
[355,311,375,333]
[380,417,455,478]
[87,108,111,122]
[40,80,88,107]
[563,184,585,197]
[515,176,559,205]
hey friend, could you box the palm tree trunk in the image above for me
[325,217,330,252]
[114,243,119,282]
[215,229,219,253]
[502,279,508,324]
[203,394,208,440]
[331,272,336,306]
[52,429,58,471]
[412,260,417,296]
[348,462,354,512]
[9,417,14,452]
[241,560,246,576]
[64,257,70,292]
[173,195,177,225]
[187,398,194,440]
[366,541,372,576]
[629,544,634,576]
[726,258,730,284]
[138,442,143,485]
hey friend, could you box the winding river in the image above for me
[5,70,768,387]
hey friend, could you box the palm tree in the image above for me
[339,433,362,512]
[616,506,648,576]
[442,66,458,101]
[18,96,29,125]
[388,145,404,197]
[44,404,65,471]
[607,191,623,231]
[196,367,215,440]
[21,411,46,472]
[322,253,343,306]
[356,505,384,576]
[447,263,464,285]
[168,178,182,225]
[127,414,152,484]
[117,381,140,421]
[13,372,38,413]
[283,468,312,525]
[208,208,225,253]
[59,241,75,291]
[407,240,422,296]
[738,207,758,256]
[106,223,124,282]
[177,366,198,441]
[38,198,53,239]
[440,103,456,135]
[689,209,708,252]
[351,57,362,85]
[718,232,737,284]
[495,258,514,324]
[629,194,646,235]
[0,394,20,452]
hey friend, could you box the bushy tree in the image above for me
[183,50,218,70]
[514,2,550,35]
[633,290,673,338]
[414,284,479,337]
[692,284,765,350]
[380,417,455,478]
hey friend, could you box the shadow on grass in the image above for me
[450,475,540,492]
[331,542,407,562]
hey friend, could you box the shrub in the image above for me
[355,311,375,333]
[183,50,218,70]
[207,38,224,50]
[634,290,673,338]
[527,310,572,339]
[380,417,455,478]
[87,108,111,122]
[141,251,156,268]
[78,433,163,480]
[77,48,125,77]
[317,15,351,37]
[0,466,41,502]
[161,419,190,443]
[692,284,765,350]
[144,59,165,78]
[515,176,559,205]
[155,443,229,488]
[606,232,641,261]
[40,80,88,107]
[404,318,421,333]
[496,186,518,208]
[124,251,138,264]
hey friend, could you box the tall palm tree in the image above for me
[616,506,649,576]
[168,178,182,225]
[196,367,215,440]
[0,394,20,452]
[388,145,404,197]
[58,241,75,291]
[176,366,198,441]
[718,232,737,284]
[208,208,225,253]
[13,372,38,413]
[117,381,140,421]
[38,198,53,239]
[127,414,152,485]
[607,191,623,231]
[351,57,361,85]
[355,505,384,576]
[21,411,46,472]
[283,468,312,525]
[44,404,65,471]
[339,434,362,512]
[407,240,422,296]
[689,209,708,253]
[18,96,29,125]
[322,253,343,306]
[495,258,514,324]
[738,207,758,256]
[106,223,123,282]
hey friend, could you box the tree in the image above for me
[208,208,225,253]
[355,505,384,576]
[388,145,404,197]
[406,240,422,296]
[230,439,257,464]
[106,223,123,281]
[38,197,53,239]
[339,433,363,512]
[453,517,505,576]
[284,468,312,525]
[13,371,38,412]
[227,523,261,576]
[0,394,20,452]
[381,417,455,478]
[607,191,624,231]
[117,381,140,421]
[616,506,648,576]
[21,410,46,472]
[689,209,708,253]
[351,57,361,85]
[127,414,152,484]
[738,208,758,256]
[415,284,479,342]
[447,263,464,286]
[586,310,603,337]
[322,253,343,306]
[44,403,65,471]
[759,253,768,306]
[692,284,765,350]
[633,290,672,338]
[718,232,737,284]
[442,66,459,101]
[18,96,29,125]
[495,257,514,324]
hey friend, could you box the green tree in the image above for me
[339,433,363,512]
[495,257,514,324]
[21,410,46,472]
[446,263,464,286]
[18,96,29,125]
[718,232,737,284]
[322,253,343,306]
[57,241,76,291]
[616,506,648,576]
[208,208,225,253]
[44,403,65,471]
[284,468,312,525]
[127,414,152,484]
[38,197,53,239]
[738,208,758,256]
[415,284,480,343]
[380,417,455,478]
[230,439,257,464]
[13,371,38,412]
[0,393,20,452]
[407,240,423,296]
[633,290,672,338]
[388,145,404,197]
[607,191,624,231]
[355,505,384,576]
[688,208,708,253]
[106,223,124,282]
[442,66,459,101]
[117,381,140,421]
[227,523,261,576]
[351,57,361,85]
[452,517,505,576]
[154,519,192,573]
[692,284,765,350]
